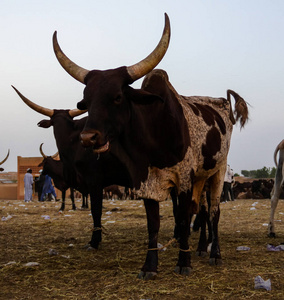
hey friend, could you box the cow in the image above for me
[268,140,284,237]
[12,87,131,249]
[0,150,9,172]
[52,13,249,279]
[38,143,78,211]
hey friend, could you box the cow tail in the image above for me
[227,89,249,129]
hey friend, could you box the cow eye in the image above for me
[114,94,122,105]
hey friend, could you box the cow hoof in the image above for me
[196,251,208,258]
[174,266,192,276]
[209,258,222,266]
[137,271,157,280]
[268,232,276,238]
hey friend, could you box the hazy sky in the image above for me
[1,0,284,175]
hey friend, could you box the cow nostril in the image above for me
[80,131,101,147]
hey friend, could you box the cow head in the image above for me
[52,13,170,153]
[38,143,59,175]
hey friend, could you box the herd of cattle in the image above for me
[1,13,283,279]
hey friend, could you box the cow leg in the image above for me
[70,188,76,210]
[174,191,192,276]
[138,199,160,280]
[81,193,88,209]
[88,186,103,249]
[59,190,66,211]
[208,171,223,266]
[268,164,283,237]
[196,191,209,257]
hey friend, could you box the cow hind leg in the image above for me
[208,172,223,266]
[138,199,160,280]
[268,194,280,238]
[174,191,192,276]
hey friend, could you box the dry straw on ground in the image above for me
[0,197,283,299]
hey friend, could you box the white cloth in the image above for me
[224,165,234,183]
[24,173,33,201]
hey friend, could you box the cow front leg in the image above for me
[174,191,192,276]
[138,199,160,280]
[59,190,66,211]
[88,186,103,249]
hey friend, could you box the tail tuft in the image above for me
[227,89,249,129]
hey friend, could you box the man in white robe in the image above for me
[24,168,33,202]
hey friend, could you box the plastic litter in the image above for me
[48,249,58,256]
[24,262,40,267]
[236,246,250,251]
[1,214,12,221]
[41,215,50,220]
[3,261,17,266]
[267,244,284,251]
[254,275,271,291]
[157,243,166,251]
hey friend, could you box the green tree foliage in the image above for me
[241,167,277,178]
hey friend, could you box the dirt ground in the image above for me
[0,197,283,299]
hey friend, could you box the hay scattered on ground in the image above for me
[0,198,283,299]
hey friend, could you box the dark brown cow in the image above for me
[38,144,78,211]
[52,14,248,279]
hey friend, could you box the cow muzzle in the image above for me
[80,130,110,154]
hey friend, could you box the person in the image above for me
[24,168,33,202]
[223,164,234,201]
[35,170,45,201]
[40,174,57,201]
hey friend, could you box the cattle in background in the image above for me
[0,150,9,172]
[12,87,131,249]
[269,140,284,237]
[52,13,249,279]
[103,185,123,200]
[38,144,77,211]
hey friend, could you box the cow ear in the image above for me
[37,119,53,128]
[125,86,164,105]
[77,99,87,110]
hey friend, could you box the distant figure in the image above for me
[24,168,33,202]
[36,170,45,201]
[223,164,234,201]
[40,174,57,201]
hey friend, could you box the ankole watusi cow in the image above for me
[38,143,78,211]
[12,86,131,248]
[269,139,284,237]
[0,150,9,172]
[52,13,249,279]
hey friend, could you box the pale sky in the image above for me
[1,0,284,175]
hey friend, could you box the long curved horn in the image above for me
[69,108,87,118]
[53,31,89,84]
[39,143,47,159]
[126,13,171,82]
[40,143,59,159]
[12,86,54,117]
[0,150,10,165]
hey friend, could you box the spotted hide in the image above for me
[269,139,284,237]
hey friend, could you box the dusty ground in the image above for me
[0,197,283,299]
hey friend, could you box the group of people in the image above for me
[24,168,57,202]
